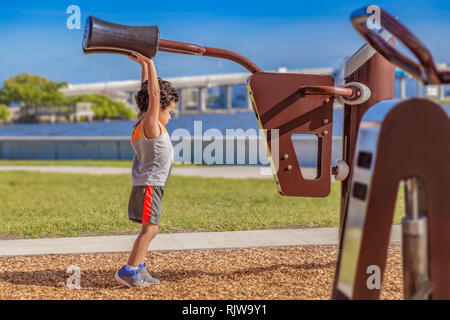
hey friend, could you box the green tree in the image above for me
[0,73,69,108]
[0,104,11,122]
[70,93,135,120]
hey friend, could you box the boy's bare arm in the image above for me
[141,60,148,83]
[143,59,161,138]
[128,53,148,83]
[130,52,161,138]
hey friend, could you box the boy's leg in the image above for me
[127,185,163,266]
[115,222,159,287]
[128,222,159,267]
[116,185,162,287]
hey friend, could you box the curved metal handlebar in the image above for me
[351,6,450,84]
[299,86,354,98]
[83,40,262,74]
[158,39,262,74]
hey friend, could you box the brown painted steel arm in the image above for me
[83,39,262,74]
[299,86,354,97]
[158,39,262,74]
[351,6,450,84]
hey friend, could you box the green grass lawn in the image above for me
[0,171,405,239]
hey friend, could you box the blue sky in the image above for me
[0,0,449,85]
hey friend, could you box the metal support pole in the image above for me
[438,85,445,101]
[402,177,432,299]
[400,77,406,99]
[247,92,252,110]
[199,87,208,111]
[226,85,232,109]
[179,88,186,111]
[416,80,422,97]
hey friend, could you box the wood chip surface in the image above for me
[0,245,402,300]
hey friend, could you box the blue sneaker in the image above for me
[115,265,149,288]
[138,263,161,285]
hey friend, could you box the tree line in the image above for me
[0,73,135,123]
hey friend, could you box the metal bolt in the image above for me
[323,118,329,124]
[281,154,289,160]
[287,165,292,170]
[323,130,328,135]
[333,159,350,181]
[325,98,330,103]
[332,166,339,176]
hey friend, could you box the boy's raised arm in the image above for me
[128,53,148,83]
[143,59,161,138]
[131,52,161,139]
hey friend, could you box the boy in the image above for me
[115,52,178,288]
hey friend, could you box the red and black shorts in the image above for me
[128,185,164,225]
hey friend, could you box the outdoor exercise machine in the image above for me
[82,5,449,299]
[332,6,450,300]
[82,15,388,199]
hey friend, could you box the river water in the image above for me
[0,109,342,137]
[0,105,448,137]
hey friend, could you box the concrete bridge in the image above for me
[60,67,336,113]
[396,62,450,99]
[60,64,450,114]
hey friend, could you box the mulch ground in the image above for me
[0,245,402,300]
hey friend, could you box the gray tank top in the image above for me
[130,118,174,186]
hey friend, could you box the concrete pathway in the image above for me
[0,226,401,257]
[0,165,320,179]
[0,165,131,175]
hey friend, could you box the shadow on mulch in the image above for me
[0,261,335,289]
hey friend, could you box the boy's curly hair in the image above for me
[135,78,179,113]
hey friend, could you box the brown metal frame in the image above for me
[244,75,366,197]
[332,98,450,299]
[332,5,450,299]
[247,72,335,197]
[338,39,396,239]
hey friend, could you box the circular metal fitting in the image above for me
[337,82,371,105]
[332,159,350,181]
